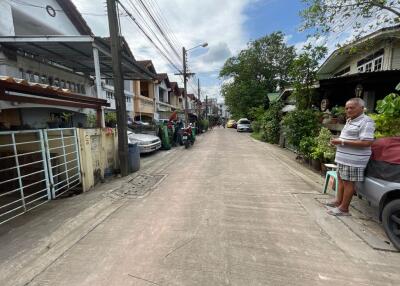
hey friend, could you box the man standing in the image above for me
[328,98,375,216]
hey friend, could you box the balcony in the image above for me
[134,94,154,115]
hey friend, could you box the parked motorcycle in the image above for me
[182,125,195,149]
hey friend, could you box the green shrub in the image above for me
[86,112,97,128]
[199,119,209,131]
[299,137,316,158]
[258,101,284,144]
[105,112,117,126]
[282,109,321,149]
[310,127,335,162]
[251,120,262,133]
[370,92,400,138]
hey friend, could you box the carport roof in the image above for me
[0,36,156,80]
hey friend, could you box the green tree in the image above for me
[301,0,400,39]
[289,44,327,110]
[220,32,295,118]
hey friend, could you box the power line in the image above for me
[117,0,183,74]
[133,0,182,62]
[145,0,183,55]
[124,0,181,66]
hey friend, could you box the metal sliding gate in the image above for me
[43,128,81,199]
[0,128,81,225]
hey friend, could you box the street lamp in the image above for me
[182,42,208,124]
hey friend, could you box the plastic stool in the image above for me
[323,170,338,194]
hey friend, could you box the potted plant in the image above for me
[60,112,73,128]
[86,112,97,128]
[47,113,60,129]
[299,136,316,164]
[105,112,117,128]
[312,127,336,173]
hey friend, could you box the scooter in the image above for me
[182,125,195,149]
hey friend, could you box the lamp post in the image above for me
[182,42,208,124]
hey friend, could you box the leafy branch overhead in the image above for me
[301,0,400,39]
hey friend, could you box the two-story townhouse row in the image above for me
[0,0,109,129]
[0,0,154,129]
[317,25,400,112]
[155,73,175,120]
[133,60,158,122]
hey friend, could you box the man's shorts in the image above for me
[337,163,365,182]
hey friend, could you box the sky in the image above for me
[72,0,311,103]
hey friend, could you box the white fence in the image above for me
[0,128,81,225]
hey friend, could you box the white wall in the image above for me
[0,0,80,36]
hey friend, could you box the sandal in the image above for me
[327,207,351,217]
[325,201,339,208]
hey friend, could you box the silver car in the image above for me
[356,175,400,249]
[236,118,252,132]
[127,131,161,154]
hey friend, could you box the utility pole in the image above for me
[182,47,189,125]
[197,78,201,118]
[205,95,208,119]
[106,0,129,177]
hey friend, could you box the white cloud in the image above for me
[72,0,252,97]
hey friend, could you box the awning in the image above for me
[0,76,109,110]
[0,36,156,80]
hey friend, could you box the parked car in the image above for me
[127,130,161,154]
[227,119,237,128]
[236,118,252,132]
[355,137,400,250]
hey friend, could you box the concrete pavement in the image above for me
[1,128,400,285]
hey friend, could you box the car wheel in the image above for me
[382,199,400,250]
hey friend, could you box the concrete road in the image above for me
[28,129,400,286]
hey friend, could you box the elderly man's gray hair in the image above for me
[347,98,365,107]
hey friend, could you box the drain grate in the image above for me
[106,174,166,200]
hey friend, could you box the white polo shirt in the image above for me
[335,113,375,168]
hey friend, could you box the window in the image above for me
[33,73,40,83]
[41,75,48,84]
[106,79,114,86]
[60,80,66,88]
[106,91,114,100]
[54,78,60,87]
[76,83,81,93]
[71,82,76,92]
[374,57,383,71]
[357,49,384,73]
[19,68,25,79]
[80,85,86,94]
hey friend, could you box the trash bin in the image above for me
[160,125,171,150]
[191,127,196,141]
[128,142,140,173]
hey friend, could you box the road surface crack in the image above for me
[128,274,161,285]
[164,237,196,258]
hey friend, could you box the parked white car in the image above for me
[127,131,161,154]
[236,118,252,132]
